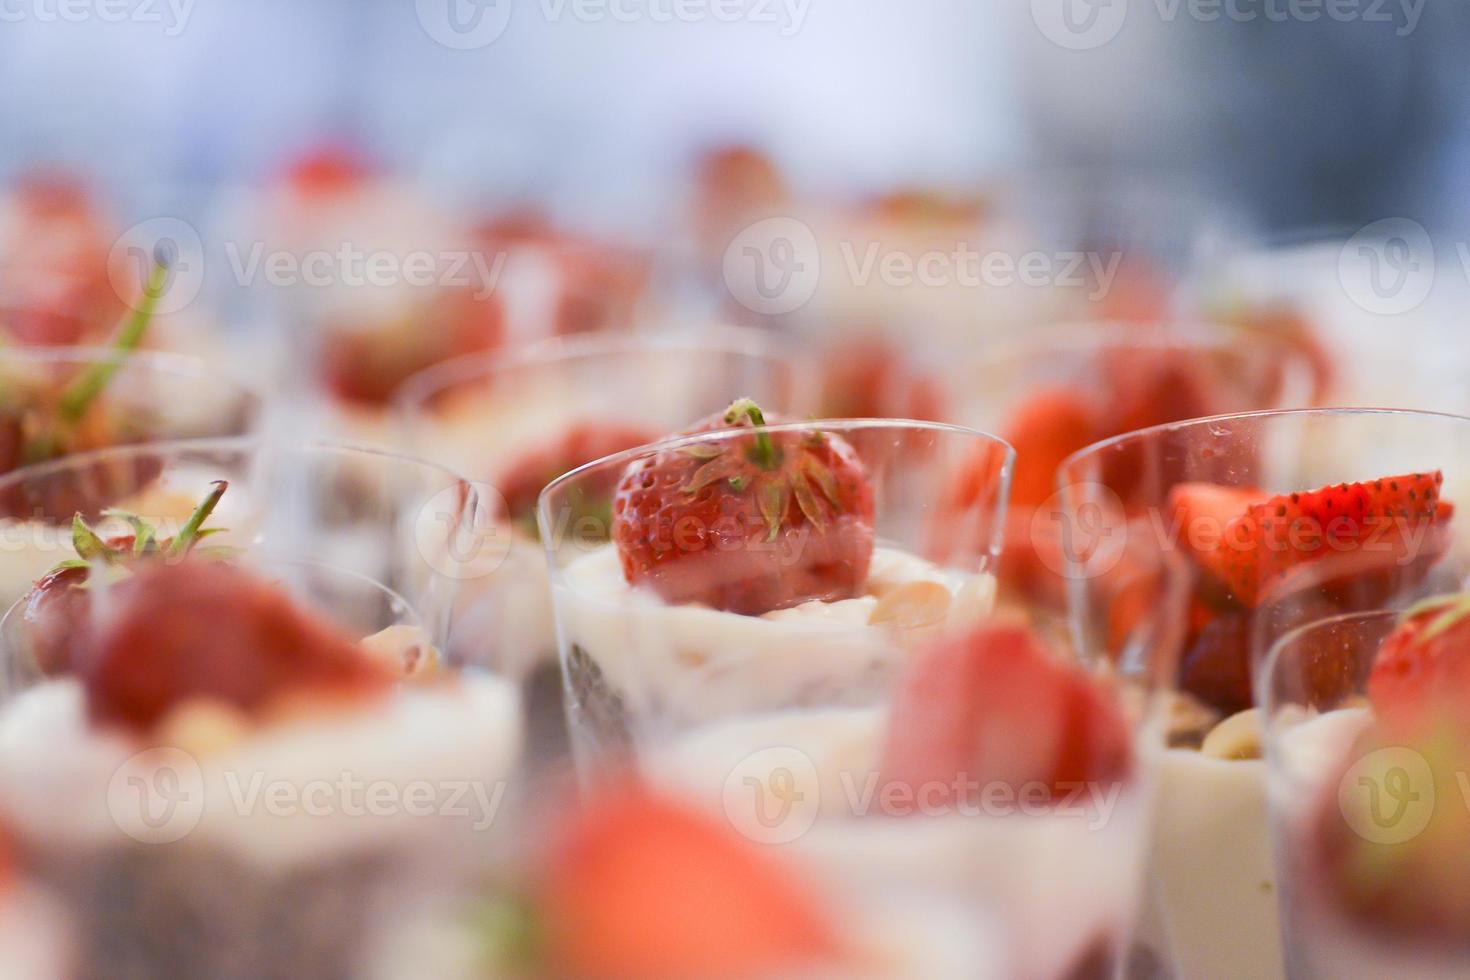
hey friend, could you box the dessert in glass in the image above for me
[393,330,813,762]
[0,343,264,608]
[1058,407,1470,979]
[540,404,1177,977]
[0,439,521,979]
[1262,596,1470,978]
[949,321,1315,622]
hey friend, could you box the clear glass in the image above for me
[539,418,1171,977]
[1058,407,1470,980]
[0,438,518,980]
[0,347,265,498]
[394,328,816,764]
[0,437,483,655]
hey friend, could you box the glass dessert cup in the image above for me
[541,417,1174,977]
[393,328,815,764]
[944,321,1315,620]
[0,441,522,980]
[1058,407,1470,980]
[0,349,264,603]
[1261,604,1470,979]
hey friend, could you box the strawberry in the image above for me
[498,422,658,531]
[537,792,840,980]
[880,622,1133,808]
[1368,593,1470,733]
[20,481,231,677]
[612,399,875,616]
[1002,386,1100,510]
[83,558,390,734]
[1170,472,1449,608]
[817,338,947,426]
[281,144,367,198]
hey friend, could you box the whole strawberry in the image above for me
[20,481,231,677]
[611,399,875,616]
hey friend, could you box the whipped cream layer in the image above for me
[0,672,521,871]
[555,542,995,724]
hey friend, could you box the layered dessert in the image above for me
[0,556,521,980]
[1126,469,1454,978]
[1276,596,1470,977]
[549,400,996,754]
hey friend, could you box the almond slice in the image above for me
[361,624,441,680]
[1200,707,1263,761]
[868,581,952,630]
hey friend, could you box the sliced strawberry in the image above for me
[880,622,1133,808]
[1368,593,1470,733]
[84,560,390,734]
[538,792,840,980]
[1003,386,1101,509]
[1170,472,1448,608]
[612,399,875,616]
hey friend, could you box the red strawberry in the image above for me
[498,422,658,529]
[612,399,875,616]
[1002,386,1100,510]
[1171,472,1448,608]
[880,622,1133,808]
[1368,594,1470,733]
[83,559,390,734]
[20,482,230,678]
[817,338,947,426]
[538,792,840,980]
[282,145,367,198]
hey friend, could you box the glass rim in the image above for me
[0,345,264,393]
[0,434,477,497]
[391,325,807,417]
[537,416,1016,540]
[1056,406,1470,482]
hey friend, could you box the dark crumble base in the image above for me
[565,643,631,756]
[34,843,396,980]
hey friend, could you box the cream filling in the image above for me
[0,672,521,870]
[554,542,995,723]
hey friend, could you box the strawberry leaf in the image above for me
[102,509,158,555]
[58,252,169,425]
[71,515,120,565]
[165,480,228,559]
[792,475,825,530]
[759,480,789,541]
[682,456,745,494]
[801,452,841,507]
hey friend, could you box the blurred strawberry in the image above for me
[281,144,369,198]
[537,791,840,980]
[498,421,658,530]
[1368,593,1470,733]
[1002,386,1100,510]
[881,621,1133,808]
[613,399,874,615]
[83,559,390,734]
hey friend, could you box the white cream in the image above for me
[651,705,1142,980]
[554,542,994,726]
[0,672,522,871]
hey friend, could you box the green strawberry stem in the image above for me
[166,480,228,558]
[58,252,169,425]
[724,397,778,470]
